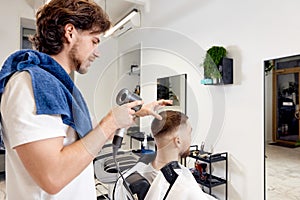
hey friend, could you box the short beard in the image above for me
[69,43,81,72]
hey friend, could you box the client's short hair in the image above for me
[151,110,188,138]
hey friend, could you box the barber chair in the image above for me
[93,143,140,199]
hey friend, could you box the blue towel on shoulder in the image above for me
[0,49,92,138]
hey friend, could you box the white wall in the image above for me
[137,0,300,200]
[0,0,35,66]
[3,0,293,199]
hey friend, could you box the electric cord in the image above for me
[112,144,137,200]
[112,168,128,200]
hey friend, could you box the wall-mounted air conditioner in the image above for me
[104,9,140,38]
[113,18,139,37]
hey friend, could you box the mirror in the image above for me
[264,55,300,199]
[157,74,187,113]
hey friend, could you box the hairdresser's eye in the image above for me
[92,38,100,45]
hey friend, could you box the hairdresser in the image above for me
[0,0,170,199]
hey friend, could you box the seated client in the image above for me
[113,110,216,200]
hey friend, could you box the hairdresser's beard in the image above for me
[69,43,90,74]
[180,147,190,158]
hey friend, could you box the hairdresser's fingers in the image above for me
[152,99,173,112]
[125,100,144,110]
[156,99,173,106]
[148,110,163,120]
[149,99,172,120]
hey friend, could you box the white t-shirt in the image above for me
[0,72,96,200]
[114,162,216,200]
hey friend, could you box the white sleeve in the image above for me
[0,71,68,148]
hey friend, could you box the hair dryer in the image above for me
[112,88,142,148]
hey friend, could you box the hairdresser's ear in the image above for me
[64,24,75,43]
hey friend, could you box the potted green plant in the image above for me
[203,46,227,83]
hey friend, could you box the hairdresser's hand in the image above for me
[110,100,144,129]
[135,99,173,120]
[99,100,143,140]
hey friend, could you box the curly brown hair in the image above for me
[151,111,188,138]
[30,0,111,55]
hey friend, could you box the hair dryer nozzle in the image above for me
[116,88,142,112]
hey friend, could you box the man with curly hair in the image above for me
[0,0,170,199]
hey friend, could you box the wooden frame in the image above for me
[272,67,300,145]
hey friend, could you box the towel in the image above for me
[0,49,92,138]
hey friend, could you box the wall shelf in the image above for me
[200,78,232,86]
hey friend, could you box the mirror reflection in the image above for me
[157,74,187,113]
[264,54,300,199]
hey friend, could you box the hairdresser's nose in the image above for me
[93,48,100,58]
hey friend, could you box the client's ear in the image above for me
[174,137,181,148]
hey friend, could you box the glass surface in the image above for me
[21,28,35,49]
[275,55,300,70]
[157,74,187,113]
[276,73,299,141]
